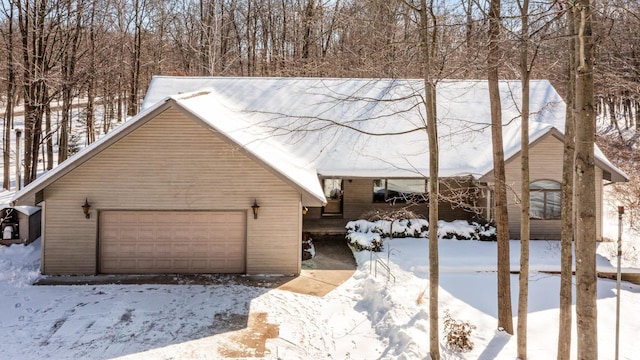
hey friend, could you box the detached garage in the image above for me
[11,94,326,276]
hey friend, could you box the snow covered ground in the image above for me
[0,193,639,360]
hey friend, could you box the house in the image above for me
[1,206,41,245]
[11,77,627,276]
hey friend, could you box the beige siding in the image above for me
[43,108,301,275]
[499,134,604,240]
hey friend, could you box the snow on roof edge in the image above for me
[169,94,327,205]
[11,98,173,204]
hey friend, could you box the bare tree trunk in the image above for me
[517,0,530,357]
[128,0,143,116]
[18,0,49,184]
[86,0,96,145]
[58,0,84,164]
[636,101,640,131]
[607,95,624,142]
[417,2,440,358]
[557,6,576,359]
[2,1,15,190]
[488,0,513,335]
[574,1,598,358]
[302,0,315,60]
[45,102,52,170]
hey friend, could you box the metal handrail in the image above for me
[370,250,396,284]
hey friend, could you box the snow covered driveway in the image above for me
[1,237,640,359]
[0,240,382,359]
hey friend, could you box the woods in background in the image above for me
[0,0,639,187]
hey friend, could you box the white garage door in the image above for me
[100,211,245,274]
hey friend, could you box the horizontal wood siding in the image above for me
[502,135,563,239]
[501,134,604,240]
[343,179,376,220]
[43,108,301,275]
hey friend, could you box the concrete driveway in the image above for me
[277,236,356,297]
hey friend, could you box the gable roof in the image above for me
[143,76,627,181]
[12,77,628,206]
[12,94,327,206]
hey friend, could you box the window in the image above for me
[373,179,427,204]
[322,179,343,216]
[323,179,343,200]
[530,180,561,220]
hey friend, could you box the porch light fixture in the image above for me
[302,206,308,215]
[82,198,91,219]
[251,199,260,219]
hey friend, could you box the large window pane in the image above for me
[530,179,561,190]
[546,191,561,219]
[373,179,386,202]
[373,179,427,203]
[530,192,545,219]
[324,179,342,199]
[529,180,561,220]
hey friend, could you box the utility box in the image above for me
[1,206,41,246]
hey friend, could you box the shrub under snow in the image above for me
[345,219,496,251]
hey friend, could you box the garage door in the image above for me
[100,211,245,274]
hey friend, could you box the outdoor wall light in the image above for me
[82,198,92,219]
[251,199,260,219]
[302,206,308,215]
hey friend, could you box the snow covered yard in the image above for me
[0,236,639,359]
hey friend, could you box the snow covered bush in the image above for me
[443,309,475,352]
[346,231,383,252]
[474,221,497,241]
[438,220,496,241]
[346,219,496,251]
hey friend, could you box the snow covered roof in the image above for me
[11,94,327,206]
[12,77,628,206]
[143,76,627,182]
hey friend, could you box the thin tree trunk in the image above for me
[517,0,530,357]
[86,0,96,145]
[2,94,10,190]
[418,2,440,358]
[574,1,598,358]
[557,6,576,359]
[45,102,52,170]
[128,0,143,116]
[2,2,14,190]
[488,0,513,335]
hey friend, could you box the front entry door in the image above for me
[322,179,343,216]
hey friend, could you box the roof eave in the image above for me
[11,100,174,205]
[168,98,327,206]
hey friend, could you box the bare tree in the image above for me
[557,4,576,359]
[517,0,531,356]
[573,1,598,358]
[59,0,86,163]
[488,0,513,335]
[17,0,55,184]
[1,1,16,190]
[417,2,440,358]
[127,0,146,116]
